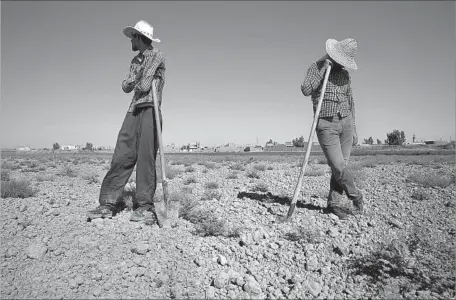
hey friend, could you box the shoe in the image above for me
[87,205,113,220]
[326,205,352,220]
[130,206,156,223]
[352,197,364,214]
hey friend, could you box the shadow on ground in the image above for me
[237,191,322,212]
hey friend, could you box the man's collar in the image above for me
[142,46,155,56]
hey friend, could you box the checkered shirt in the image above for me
[122,46,165,113]
[301,61,356,124]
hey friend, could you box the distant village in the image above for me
[10,136,451,153]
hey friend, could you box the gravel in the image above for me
[1,154,455,299]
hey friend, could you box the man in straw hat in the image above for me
[301,38,364,220]
[87,20,165,223]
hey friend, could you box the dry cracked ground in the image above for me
[1,150,455,299]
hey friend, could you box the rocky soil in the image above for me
[1,153,455,299]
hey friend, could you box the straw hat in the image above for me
[325,38,357,70]
[123,20,161,43]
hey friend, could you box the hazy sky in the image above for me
[1,1,455,149]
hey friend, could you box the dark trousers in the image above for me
[316,113,363,206]
[99,106,161,208]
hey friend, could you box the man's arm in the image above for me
[301,62,324,96]
[134,51,165,93]
[122,57,142,93]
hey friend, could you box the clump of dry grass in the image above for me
[407,173,453,188]
[246,169,260,179]
[201,161,218,169]
[253,164,267,171]
[2,161,20,170]
[83,173,99,184]
[1,178,38,199]
[181,186,193,194]
[284,227,322,244]
[205,181,219,189]
[58,165,78,177]
[252,182,269,193]
[184,166,195,173]
[201,189,222,201]
[166,165,183,180]
[226,172,238,179]
[305,168,325,177]
[36,174,56,182]
[410,189,431,201]
[230,163,246,171]
[1,170,11,181]
[183,176,197,185]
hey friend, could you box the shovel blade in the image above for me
[153,200,170,228]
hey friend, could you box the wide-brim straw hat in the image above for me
[123,20,161,43]
[325,38,357,70]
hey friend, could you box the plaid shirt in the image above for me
[122,46,165,113]
[301,61,356,124]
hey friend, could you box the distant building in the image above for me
[61,145,79,151]
[16,146,31,151]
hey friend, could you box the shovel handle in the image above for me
[151,78,167,183]
[287,63,332,213]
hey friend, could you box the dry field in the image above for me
[1,150,455,299]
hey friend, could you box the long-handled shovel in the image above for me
[281,60,332,222]
[151,78,172,228]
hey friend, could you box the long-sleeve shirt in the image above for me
[301,61,356,124]
[122,46,166,113]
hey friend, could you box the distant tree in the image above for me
[85,142,93,151]
[292,136,305,147]
[53,143,60,150]
[386,129,406,145]
[377,139,382,145]
[363,137,374,145]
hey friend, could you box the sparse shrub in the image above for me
[267,166,274,170]
[2,161,18,170]
[36,174,55,182]
[305,168,325,177]
[185,166,195,173]
[194,215,228,237]
[201,189,222,201]
[183,176,197,185]
[166,165,183,180]
[252,182,269,193]
[181,186,193,194]
[246,169,260,179]
[1,179,38,199]
[1,170,11,181]
[360,158,378,168]
[227,172,238,179]
[349,227,455,296]
[22,168,39,173]
[59,165,78,177]
[177,193,198,222]
[411,189,431,200]
[284,227,322,244]
[205,182,219,189]
[253,164,267,171]
[83,173,99,184]
[407,173,453,188]
[202,161,217,169]
[230,163,246,171]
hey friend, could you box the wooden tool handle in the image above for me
[151,79,167,182]
[289,64,332,208]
